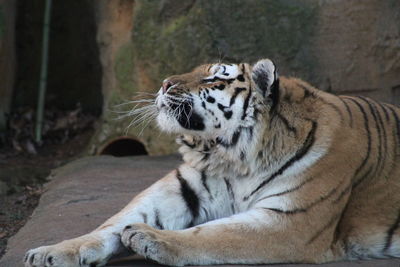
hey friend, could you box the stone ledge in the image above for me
[1,155,399,266]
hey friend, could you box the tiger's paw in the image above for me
[23,234,115,267]
[121,223,183,266]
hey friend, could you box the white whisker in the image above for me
[109,92,159,135]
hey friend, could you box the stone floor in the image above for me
[1,155,399,266]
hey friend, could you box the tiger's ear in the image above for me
[252,59,279,100]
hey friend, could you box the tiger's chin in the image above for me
[156,110,183,134]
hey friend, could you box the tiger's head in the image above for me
[156,59,279,140]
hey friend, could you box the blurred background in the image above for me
[0,0,399,257]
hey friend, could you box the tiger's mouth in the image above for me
[156,93,205,131]
[169,99,205,131]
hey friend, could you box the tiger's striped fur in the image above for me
[25,59,400,266]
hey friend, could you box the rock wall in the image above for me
[314,0,400,105]
[0,0,16,131]
[82,0,400,155]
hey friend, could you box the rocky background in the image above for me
[1,0,400,155]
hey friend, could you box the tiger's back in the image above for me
[331,95,400,259]
[275,76,400,260]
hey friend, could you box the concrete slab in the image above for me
[1,155,399,266]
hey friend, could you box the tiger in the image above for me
[24,58,400,266]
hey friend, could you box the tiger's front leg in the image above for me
[24,165,229,267]
[121,209,345,266]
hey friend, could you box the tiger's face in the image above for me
[155,59,278,139]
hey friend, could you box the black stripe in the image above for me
[361,98,389,183]
[202,76,222,83]
[262,179,341,214]
[321,99,345,123]
[230,87,246,106]
[333,166,373,204]
[231,128,242,146]
[224,178,236,213]
[217,128,242,147]
[352,165,374,189]
[263,207,305,214]
[217,103,227,111]
[181,139,196,149]
[307,212,342,244]
[29,254,34,264]
[247,126,254,139]
[240,63,245,73]
[332,98,375,201]
[339,96,353,127]
[332,182,352,204]
[200,207,210,222]
[221,65,228,76]
[385,104,400,150]
[140,212,148,224]
[203,77,235,84]
[358,97,383,178]
[202,153,210,162]
[241,85,252,120]
[334,201,351,249]
[258,175,316,200]
[201,171,211,197]
[214,84,225,90]
[269,73,280,115]
[275,112,297,136]
[231,129,241,145]
[345,97,372,178]
[383,209,400,254]
[371,100,388,175]
[378,102,390,121]
[176,169,200,219]
[244,120,317,201]
[217,103,233,120]
[154,209,164,230]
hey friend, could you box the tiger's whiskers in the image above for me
[110,92,158,136]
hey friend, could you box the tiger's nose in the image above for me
[162,80,174,94]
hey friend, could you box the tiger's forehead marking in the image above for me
[206,64,240,79]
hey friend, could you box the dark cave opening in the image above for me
[100,138,148,157]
